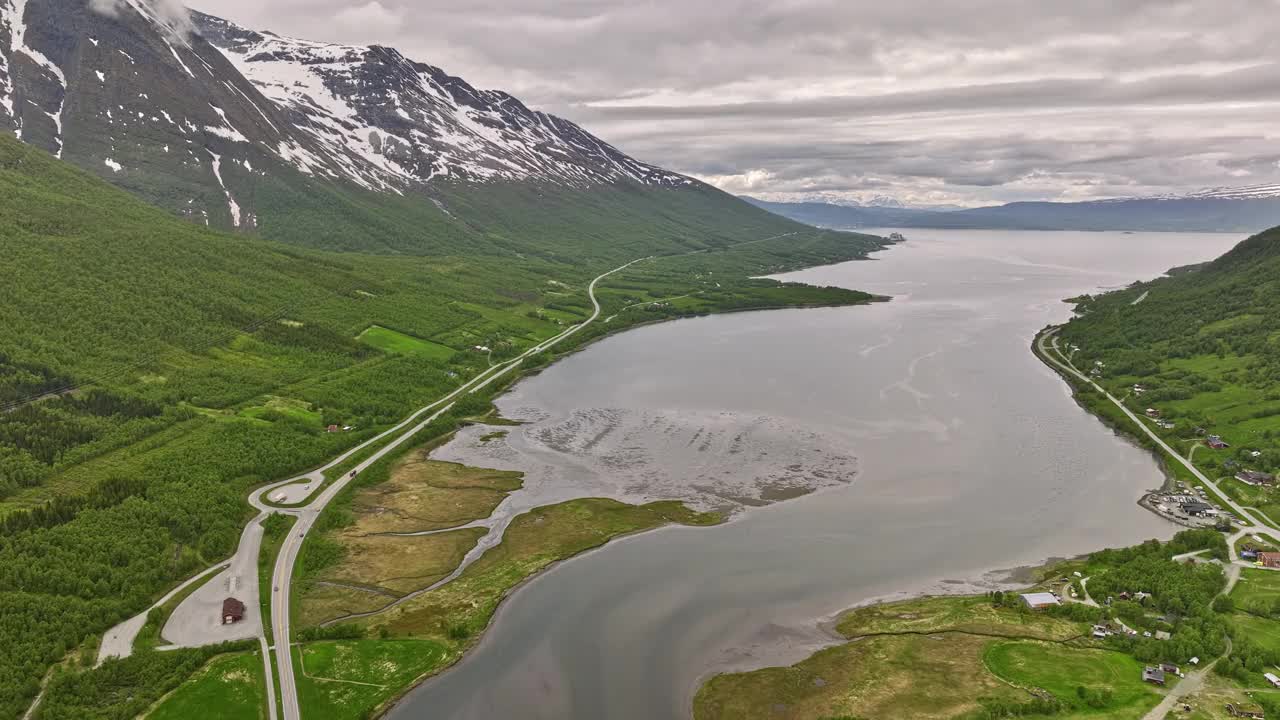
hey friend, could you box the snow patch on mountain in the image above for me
[1097,183,1280,204]
[1175,184,1280,201]
[206,150,241,227]
[3,0,67,155]
[0,27,11,124]
[746,190,951,210]
[193,12,694,190]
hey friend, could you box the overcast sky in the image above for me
[204,0,1280,207]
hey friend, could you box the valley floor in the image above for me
[20,230,889,720]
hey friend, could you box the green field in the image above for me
[291,492,721,718]
[294,640,447,720]
[147,652,266,720]
[984,640,1163,718]
[356,326,457,361]
[239,396,325,428]
[696,530,1244,719]
[1230,613,1280,654]
[837,594,1087,641]
[1231,568,1280,611]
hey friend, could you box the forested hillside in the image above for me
[1062,227,1280,378]
[0,133,888,718]
[1059,226,1280,519]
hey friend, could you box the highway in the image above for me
[1040,327,1276,720]
[1038,327,1261,524]
[97,230,807,720]
[268,256,648,720]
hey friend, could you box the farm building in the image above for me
[1266,672,1280,689]
[1181,501,1214,517]
[1020,592,1060,609]
[1237,471,1276,486]
[222,597,246,625]
[1261,553,1280,570]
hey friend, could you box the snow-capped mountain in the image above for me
[0,0,698,237]
[193,12,691,191]
[749,182,1280,233]
[1151,183,1280,202]
[747,191,910,209]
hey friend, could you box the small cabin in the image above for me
[222,597,246,625]
[1142,667,1166,686]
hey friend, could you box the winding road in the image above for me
[1038,327,1279,719]
[1038,328,1260,523]
[96,231,805,720]
[267,256,647,720]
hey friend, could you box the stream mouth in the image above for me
[387,228,1244,720]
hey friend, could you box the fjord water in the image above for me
[390,229,1242,720]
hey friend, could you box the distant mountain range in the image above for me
[744,184,1280,233]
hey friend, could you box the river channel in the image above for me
[387,228,1244,720]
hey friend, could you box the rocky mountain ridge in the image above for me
[0,0,696,238]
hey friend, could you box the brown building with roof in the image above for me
[222,597,246,625]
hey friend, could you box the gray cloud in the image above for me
[95,0,193,37]
[201,0,1280,206]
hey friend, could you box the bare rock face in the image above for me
[193,10,693,189]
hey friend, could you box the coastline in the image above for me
[309,239,905,719]
[683,310,1192,718]
[369,232,1200,720]
[1031,325,1212,530]
[376,519,712,718]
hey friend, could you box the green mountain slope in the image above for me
[2,0,807,257]
[1061,227,1280,373]
[0,134,888,718]
[1058,226,1280,517]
